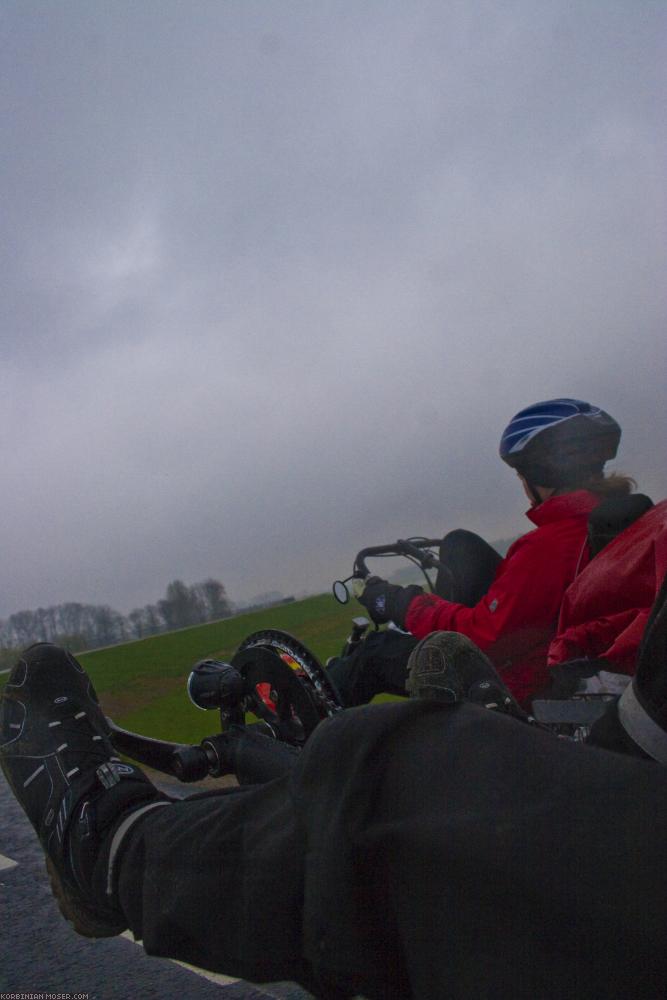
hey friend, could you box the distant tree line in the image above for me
[0,578,232,667]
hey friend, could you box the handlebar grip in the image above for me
[352,539,447,579]
[171,745,211,782]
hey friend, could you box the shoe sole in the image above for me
[45,855,125,939]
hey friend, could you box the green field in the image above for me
[73,594,368,745]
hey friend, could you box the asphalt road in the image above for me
[0,775,312,1000]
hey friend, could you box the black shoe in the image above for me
[405,631,524,716]
[0,643,168,937]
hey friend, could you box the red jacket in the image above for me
[404,491,601,705]
[548,499,667,672]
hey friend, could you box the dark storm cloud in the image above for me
[1,1,665,616]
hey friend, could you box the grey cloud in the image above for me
[1,1,665,618]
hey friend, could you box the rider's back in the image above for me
[548,498,667,672]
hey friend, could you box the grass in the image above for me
[1,594,400,745]
[72,594,371,743]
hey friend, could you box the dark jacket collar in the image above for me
[527,490,601,527]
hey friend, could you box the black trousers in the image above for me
[434,528,503,605]
[327,530,502,706]
[115,700,667,999]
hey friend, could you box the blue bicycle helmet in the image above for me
[499,398,621,488]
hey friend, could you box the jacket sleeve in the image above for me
[404,531,570,653]
[547,608,648,666]
[546,609,641,671]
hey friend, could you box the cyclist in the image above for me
[327,398,637,707]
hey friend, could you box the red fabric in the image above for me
[404,491,601,705]
[548,499,667,672]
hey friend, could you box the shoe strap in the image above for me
[96,761,136,789]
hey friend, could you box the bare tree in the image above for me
[193,578,232,621]
[158,580,205,630]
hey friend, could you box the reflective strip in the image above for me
[106,802,171,896]
[23,764,45,787]
[618,682,667,765]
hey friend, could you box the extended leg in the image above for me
[118,700,667,998]
[225,724,301,784]
[4,648,667,998]
[325,628,418,706]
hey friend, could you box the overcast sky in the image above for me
[2,1,666,618]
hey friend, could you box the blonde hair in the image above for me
[558,471,636,498]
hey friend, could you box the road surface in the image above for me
[0,774,312,1000]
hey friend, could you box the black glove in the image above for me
[357,576,423,628]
